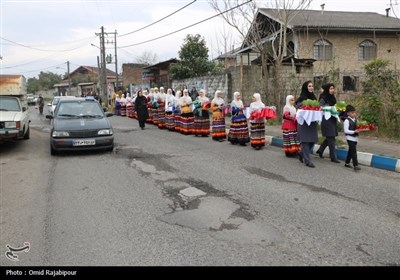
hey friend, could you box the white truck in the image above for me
[0,75,31,141]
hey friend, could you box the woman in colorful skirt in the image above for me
[193,89,211,137]
[228,91,250,146]
[157,87,167,129]
[211,90,226,142]
[144,89,153,124]
[126,93,134,118]
[114,94,121,116]
[119,94,127,117]
[173,90,182,133]
[282,95,300,157]
[131,92,138,119]
[249,93,266,150]
[179,89,194,135]
[165,88,175,131]
[151,87,159,126]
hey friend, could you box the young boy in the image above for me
[343,105,361,171]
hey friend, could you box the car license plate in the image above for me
[73,139,96,146]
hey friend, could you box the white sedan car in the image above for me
[48,96,76,115]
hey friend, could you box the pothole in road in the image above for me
[120,152,276,245]
[115,144,176,173]
[159,196,281,245]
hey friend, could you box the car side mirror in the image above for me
[22,107,27,112]
[46,115,54,120]
[105,112,113,117]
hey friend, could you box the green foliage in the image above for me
[27,77,40,93]
[356,58,400,139]
[170,34,221,79]
[27,71,62,92]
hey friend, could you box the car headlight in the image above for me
[52,131,70,137]
[4,122,17,128]
[98,129,113,135]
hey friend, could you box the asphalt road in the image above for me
[0,106,399,266]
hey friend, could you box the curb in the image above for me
[268,136,400,173]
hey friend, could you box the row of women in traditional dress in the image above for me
[123,87,277,150]
[116,81,341,168]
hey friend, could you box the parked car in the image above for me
[0,74,30,142]
[48,96,76,116]
[0,96,30,142]
[46,97,114,155]
[27,94,36,105]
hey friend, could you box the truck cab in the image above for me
[0,75,31,142]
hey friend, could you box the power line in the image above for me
[0,36,97,52]
[118,0,197,38]
[119,0,253,48]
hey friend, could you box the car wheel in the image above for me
[23,126,30,140]
[106,143,114,152]
[50,144,58,155]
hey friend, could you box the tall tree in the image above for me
[27,77,40,93]
[27,71,62,92]
[170,34,221,80]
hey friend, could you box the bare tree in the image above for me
[208,23,239,65]
[134,51,158,66]
[208,0,313,116]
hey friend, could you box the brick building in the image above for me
[121,63,148,91]
[237,8,400,94]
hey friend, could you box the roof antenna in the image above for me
[321,3,325,14]
[385,8,390,17]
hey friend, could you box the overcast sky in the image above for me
[0,0,398,79]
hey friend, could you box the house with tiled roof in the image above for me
[238,8,400,93]
[55,66,118,96]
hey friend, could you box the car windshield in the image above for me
[56,101,104,118]
[0,97,21,111]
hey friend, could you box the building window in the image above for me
[313,39,332,60]
[287,41,295,56]
[313,75,329,90]
[359,40,377,61]
[343,76,359,92]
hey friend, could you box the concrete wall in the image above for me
[172,62,314,107]
[172,74,229,101]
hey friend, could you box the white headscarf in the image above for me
[250,93,265,112]
[198,89,209,104]
[212,90,225,106]
[173,90,181,108]
[158,87,166,102]
[283,95,296,117]
[179,89,192,104]
[165,88,175,111]
[231,91,244,109]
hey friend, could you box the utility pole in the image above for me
[67,60,71,94]
[95,26,118,107]
[97,56,101,97]
[101,26,108,106]
[114,30,118,90]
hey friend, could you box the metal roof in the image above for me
[259,8,400,31]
